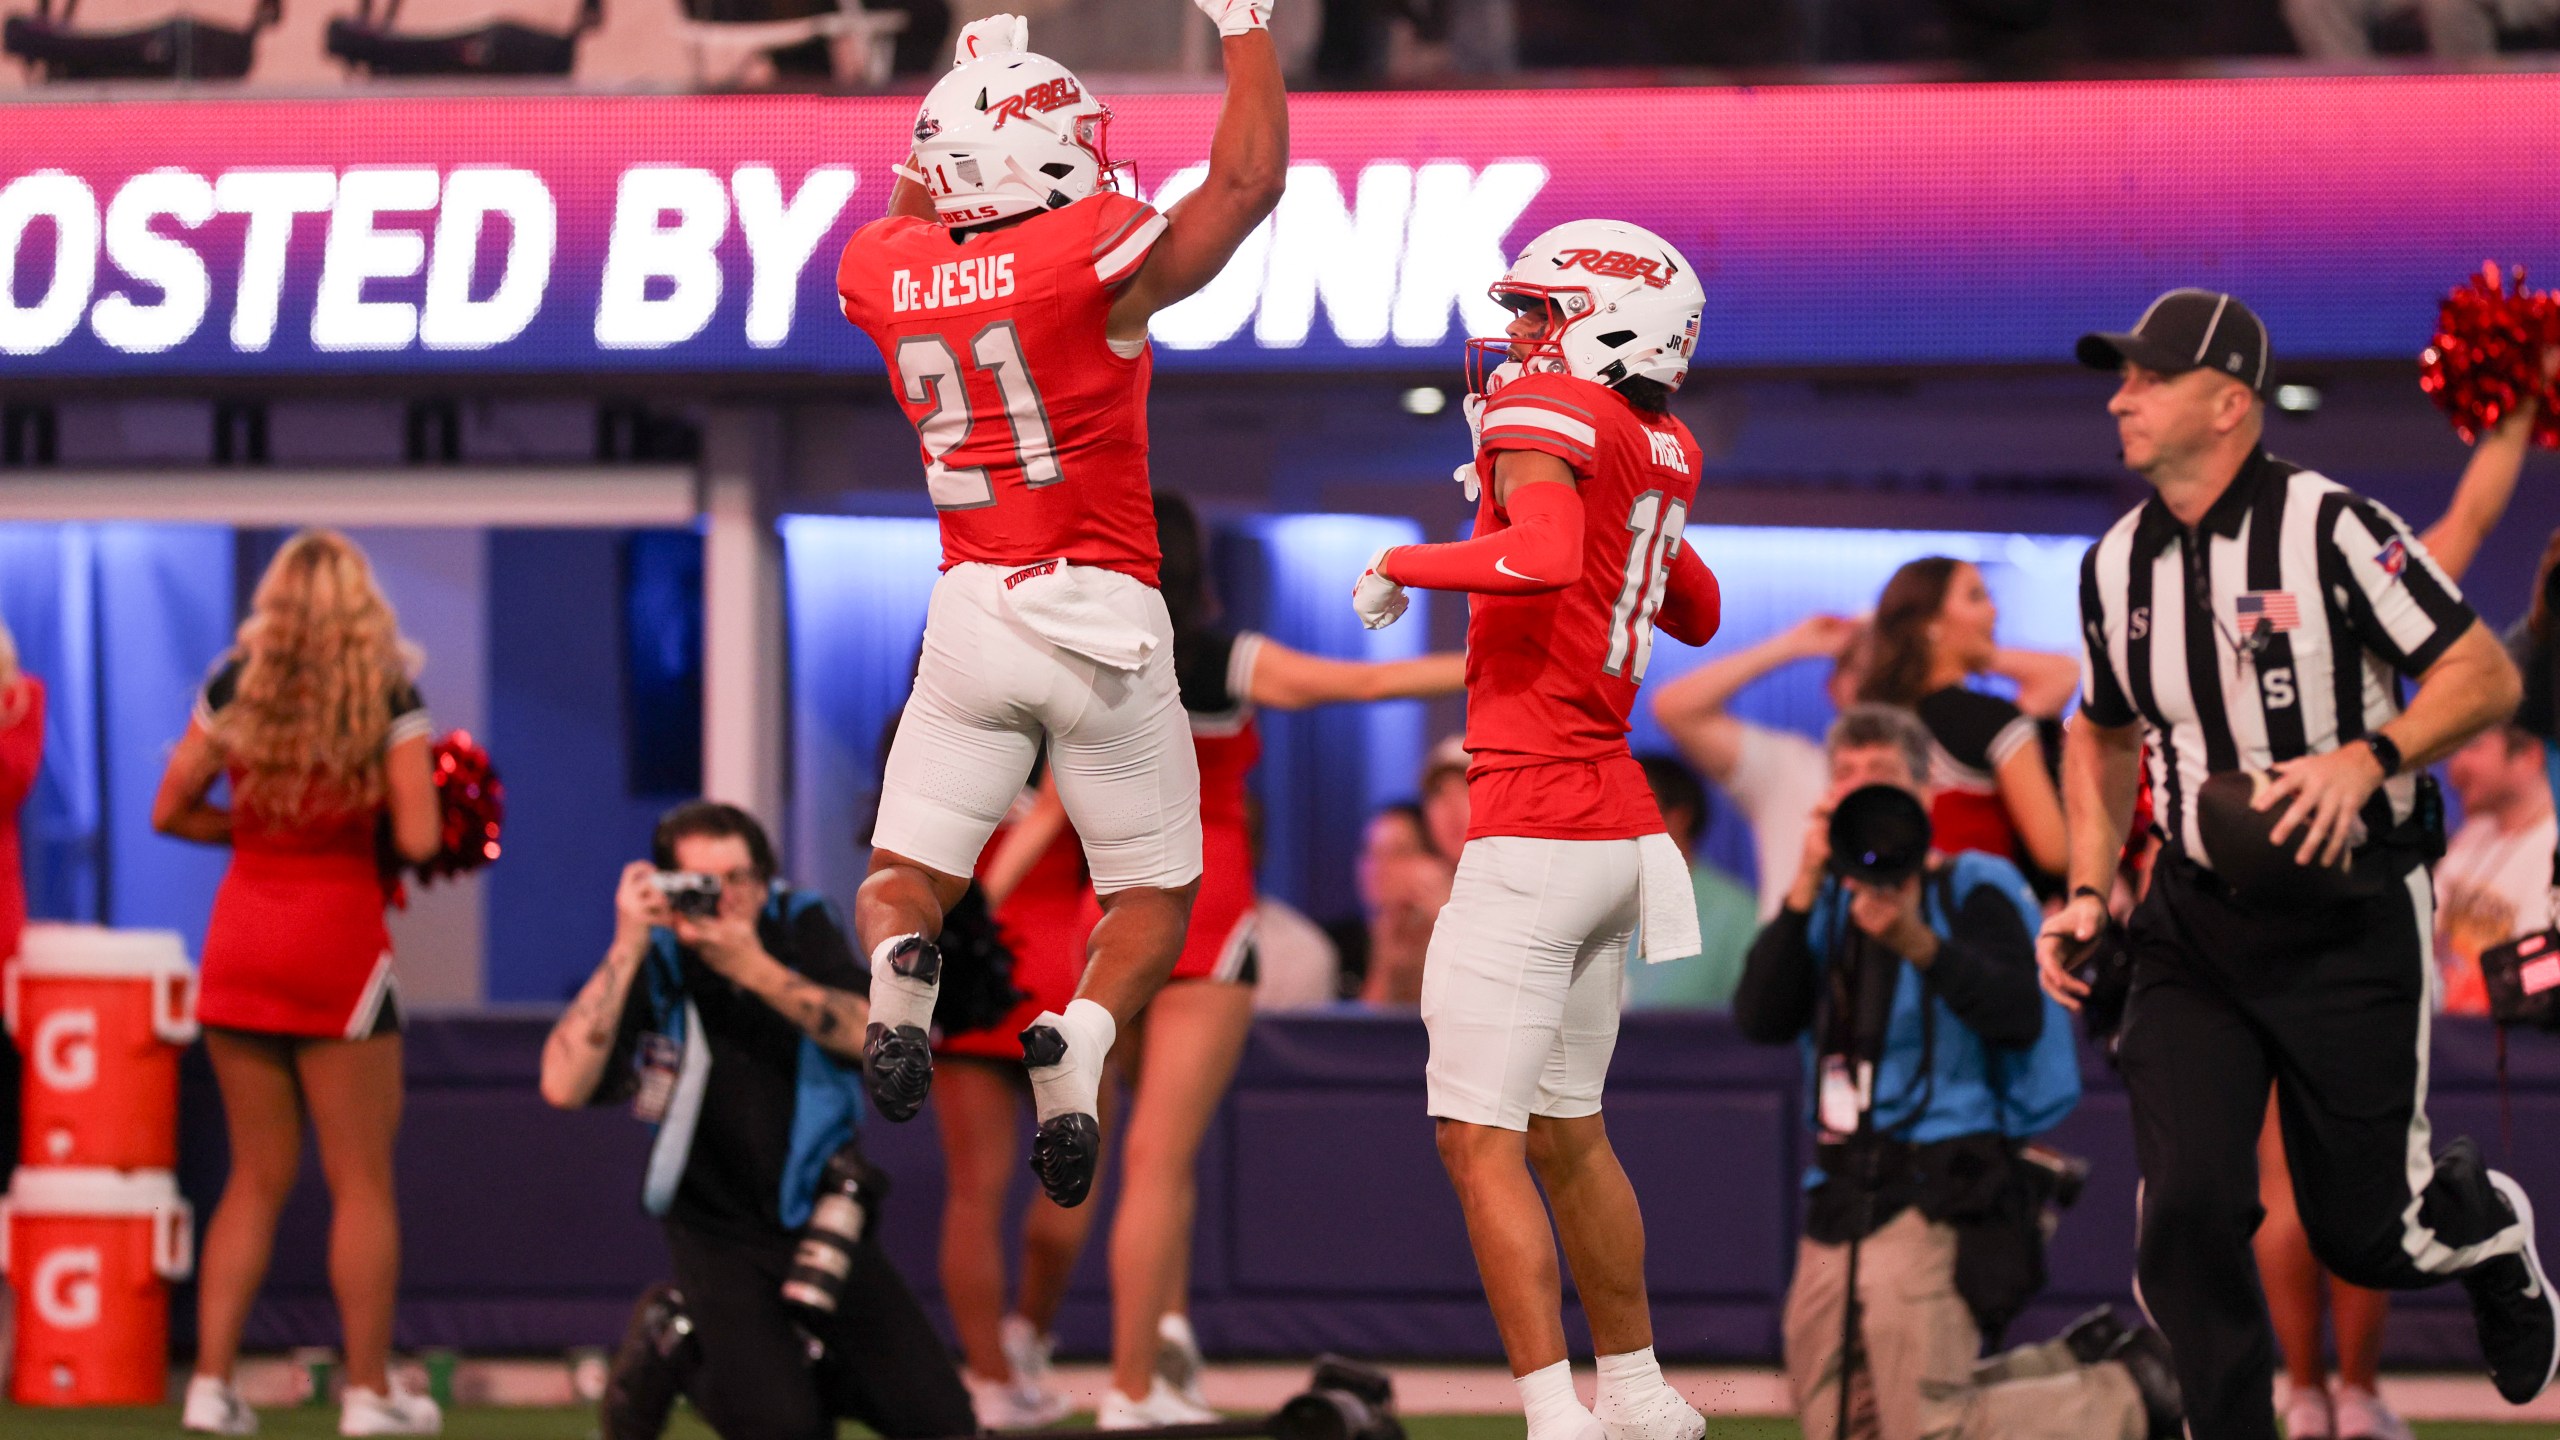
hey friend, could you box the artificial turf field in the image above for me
[1,1412,2553,1439]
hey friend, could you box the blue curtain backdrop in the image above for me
[0,524,234,952]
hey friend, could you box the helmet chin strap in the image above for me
[892,161,930,187]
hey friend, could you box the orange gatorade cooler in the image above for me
[1,1168,194,1405]
[4,924,198,1170]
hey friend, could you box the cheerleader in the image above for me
[154,531,443,1436]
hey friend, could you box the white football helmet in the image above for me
[907,47,1123,227]
[1466,219,1706,395]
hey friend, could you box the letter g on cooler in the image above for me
[33,1008,99,1093]
[32,1247,102,1330]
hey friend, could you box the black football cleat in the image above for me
[860,937,942,1122]
[1029,1111,1102,1208]
[2464,1170,2560,1404]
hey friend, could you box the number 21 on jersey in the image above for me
[1602,490,1689,682]
[895,320,1061,510]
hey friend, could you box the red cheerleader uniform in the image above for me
[1167,631,1263,984]
[0,676,44,970]
[1915,685,2041,871]
[193,657,430,1040]
[939,802,1097,1062]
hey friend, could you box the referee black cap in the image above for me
[2077,289,2271,395]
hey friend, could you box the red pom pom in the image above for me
[2419,261,2560,447]
[417,730,504,886]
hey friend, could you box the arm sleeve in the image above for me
[1924,885,2044,1050]
[2077,543,2137,728]
[0,679,44,811]
[1655,542,1721,647]
[385,679,432,749]
[1090,194,1169,289]
[1380,481,1585,595]
[2325,494,2480,678]
[1732,907,1822,1044]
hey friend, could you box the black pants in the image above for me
[664,1220,974,1440]
[2117,856,2522,1440]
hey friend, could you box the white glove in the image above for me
[1352,548,1409,630]
[1452,361,1518,504]
[954,12,1028,63]
[1192,0,1272,37]
[1450,463,1481,505]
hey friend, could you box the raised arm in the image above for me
[1247,641,1466,711]
[151,718,231,846]
[1105,17,1286,341]
[1989,647,2084,720]
[1649,614,1858,783]
[540,861,661,1109]
[2418,395,2538,583]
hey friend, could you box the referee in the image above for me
[2037,289,2557,1439]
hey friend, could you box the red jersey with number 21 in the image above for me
[1462,372,1703,841]
[836,192,1169,585]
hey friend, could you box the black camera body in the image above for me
[652,870,723,920]
[1828,784,1932,886]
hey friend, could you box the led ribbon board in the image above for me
[4,76,2557,379]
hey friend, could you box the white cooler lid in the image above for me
[6,1167,185,1216]
[15,924,193,980]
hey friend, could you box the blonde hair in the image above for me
[214,530,409,824]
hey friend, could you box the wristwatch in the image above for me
[2362,733,2404,779]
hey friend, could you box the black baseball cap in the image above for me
[2077,288,2270,394]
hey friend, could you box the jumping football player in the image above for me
[1353,220,1722,1440]
[834,4,1284,1207]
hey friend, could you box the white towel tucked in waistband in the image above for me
[998,560,1158,673]
[1636,831,1702,964]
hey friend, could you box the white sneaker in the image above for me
[1594,1384,1704,1440]
[1098,1377,1219,1429]
[182,1375,258,1436]
[2278,1378,2334,1439]
[340,1381,442,1436]
[2328,1383,2413,1440]
[995,1315,1070,1425]
[1156,1312,1208,1409]
[969,1373,1071,1429]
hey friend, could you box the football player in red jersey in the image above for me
[834,5,1285,1209]
[1351,220,1722,1440]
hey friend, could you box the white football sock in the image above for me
[1517,1359,1593,1440]
[1595,1346,1670,1413]
[1027,998,1115,1123]
[867,933,938,1033]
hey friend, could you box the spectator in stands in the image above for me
[1342,802,1449,1006]
[2285,0,2554,58]
[154,531,444,1437]
[540,802,972,1440]
[1420,734,1470,861]
[1734,705,2177,1440]
[1858,557,2075,888]
[1629,753,1755,1008]
[1651,612,1866,919]
[0,616,40,1200]
[2435,725,2555,1014]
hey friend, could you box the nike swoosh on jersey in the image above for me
[1493,557,1541,582]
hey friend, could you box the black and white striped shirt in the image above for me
[2077,449,2478,867]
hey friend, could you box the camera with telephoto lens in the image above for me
[780,1142,889,1316]
[1828,784,1933,886]
[651,870,723,920]
[1275,1355,1405,1440]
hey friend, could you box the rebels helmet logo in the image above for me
[1553,248,1677,290]
[914,115,941,142]
[984,77,1085,128]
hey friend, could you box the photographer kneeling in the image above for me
[540,801,973,1440]
[1735,707,2178,1440]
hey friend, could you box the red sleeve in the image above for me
[0,678,44,810]
[1656,544,1721,647]
[1474,374,1600,481]
[1380,481,1584,595]
[1087,193,1167,290]
[835,215,920,333]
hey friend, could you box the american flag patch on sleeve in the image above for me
[2234,590,2301,633]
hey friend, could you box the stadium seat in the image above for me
[325,0,597,75]
[675,0,906,86]
[3,0,275,79]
